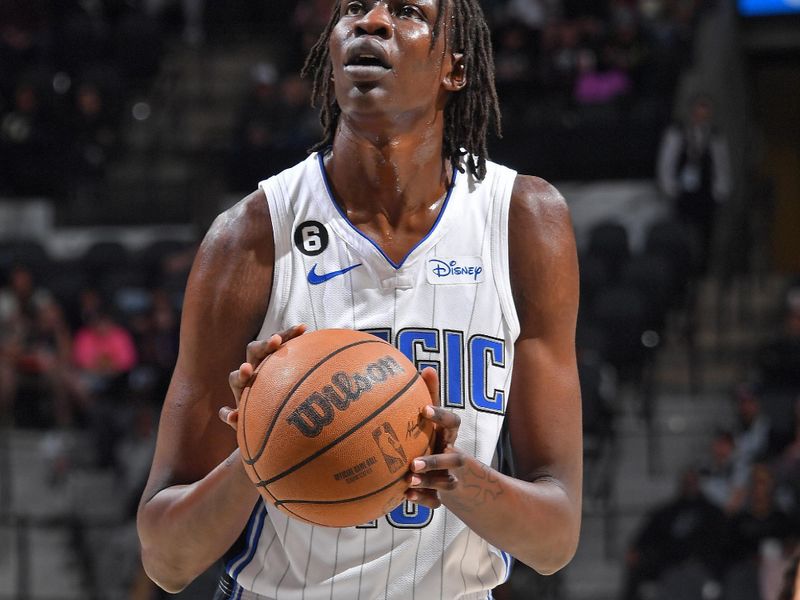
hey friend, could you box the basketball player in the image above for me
[137,1,583,598]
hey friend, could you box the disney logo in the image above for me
[429,259,483,281]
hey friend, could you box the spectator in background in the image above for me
[73,305,139,468]
[291,0,334,64]
[0,77,63,196]
[130,288,179,406]
[227,61,281,193]
[771,396,800,514]
[573,45,632,109]
[716,385,772,517]
[73,307,138,396]
[698,429,750,514]
[540,20,586,107]
[733,385,771,467]
[494,23,539,119]
[0,264,87,427]
[66,78,119,202]
[0,264,54,335]
[724,464,800,600]
[603,14,651,107]
[271,74,319,162]
[657,94,732,272]
[622,467,727,600]
[756,286,800,393]
[228,65,319,192]
[0,0,49,102]
[1,264,53,416]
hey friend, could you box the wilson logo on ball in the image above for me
[286,356,405,437]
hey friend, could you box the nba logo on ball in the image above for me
[372,423,407,473]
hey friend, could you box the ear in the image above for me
[442,52,467,93]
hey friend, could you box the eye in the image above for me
[344,1,365,16]
[397,3,424,19]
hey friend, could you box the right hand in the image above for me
[218,324,307,430]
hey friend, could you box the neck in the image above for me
[325,112,451,227]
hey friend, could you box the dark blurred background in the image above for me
[1,0,799,599]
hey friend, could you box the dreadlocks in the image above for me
[300,0,501,181]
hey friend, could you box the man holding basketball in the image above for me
[137,0,582,598]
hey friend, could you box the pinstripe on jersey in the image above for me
[225,151,520,599]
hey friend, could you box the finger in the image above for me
[218,406,239,430]
[420,405,460,447]
[404,488,442,509]
[410,452,465,474]
[229,362,254,390]
[245,336,280,367]
[278,324,307,344]
[408,471,459,492]
[245,325,307,368]
[420,367,440,407]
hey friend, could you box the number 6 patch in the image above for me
[294,220,329,256]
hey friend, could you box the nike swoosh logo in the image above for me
[307,263,363,285]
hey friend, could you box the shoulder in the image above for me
[201,188,272,260]
[509,174,572,246]
[507,175,579,334]
[179,185,275,372]
[182,188,274,323]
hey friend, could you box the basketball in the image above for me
[237,329,435,527]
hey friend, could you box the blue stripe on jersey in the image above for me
[234,584,243,600]
[500,551,513,583]
[232,505,268,583]
[226,502,267,578]
[316,152,458,270]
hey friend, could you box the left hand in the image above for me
[405,367,467,509]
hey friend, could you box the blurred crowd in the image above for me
[0,0,173,202]
[487,0,703,122]
[622,282,800,600]
[0,239,194,493]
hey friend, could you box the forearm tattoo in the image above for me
[448,462,503,513]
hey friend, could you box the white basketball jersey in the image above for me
[223,152,520,600]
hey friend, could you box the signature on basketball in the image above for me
[286,356,405,438]
[406,419,423,440]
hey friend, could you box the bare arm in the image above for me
[137,190,280,592]
[409,175,582,574]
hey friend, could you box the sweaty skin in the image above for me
[137,0,581,591]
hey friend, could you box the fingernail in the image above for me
[410,475,421,486]
[424,406,434,418]
[413,459,425,471]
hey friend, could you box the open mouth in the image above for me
[343,52,392,83]
[345,55,390,69]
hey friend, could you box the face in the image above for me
[328,0,464,125]
[711,435,733,463]
[691,99,712,125]
[10,267,33,296]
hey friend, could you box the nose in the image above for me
[355,2,392,38]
